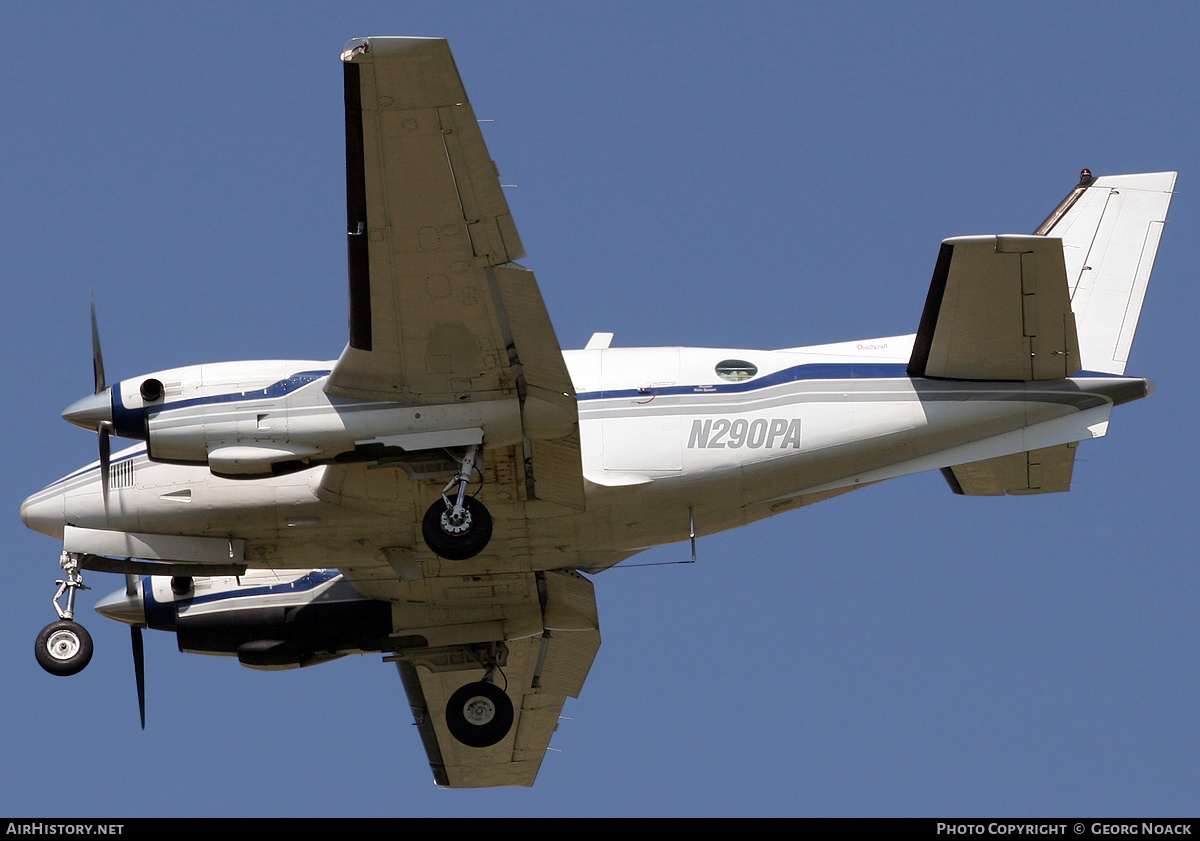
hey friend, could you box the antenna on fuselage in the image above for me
[604,506,699,570]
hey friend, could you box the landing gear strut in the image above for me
[421,445,492,560]
[35,552,94,676]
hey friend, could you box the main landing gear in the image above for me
[422,444,492,561]
[35,552,94,676]
[445,681,513,747]
[444,645,514,748]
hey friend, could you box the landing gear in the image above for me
[422,497,493,561]
[445,681,514,748]
[443,642,513,748]
[421,444,492,560]
[35,620,93,676]
[36,552,93,677]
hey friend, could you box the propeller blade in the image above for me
[122,575,146,728]
[90,295,106,395]
[99,421,112,501]
[131,625,145,730]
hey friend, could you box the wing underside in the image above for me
[316,37,600,787]
[328,38,572,409]
[390,570,600,788]
[328,36,582,509]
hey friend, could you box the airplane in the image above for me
[19,35,1175,789]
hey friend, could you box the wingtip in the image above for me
[341,38,370,62]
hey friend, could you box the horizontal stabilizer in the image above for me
[909,235,1080,381]
[941,442,1077,496]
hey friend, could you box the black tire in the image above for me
[35,620,94,677]
[422,496,493,560]
[445,681,514,748]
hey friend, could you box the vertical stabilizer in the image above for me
[1037,172,1176,374]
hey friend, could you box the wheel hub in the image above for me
[440,506,473,536]
[46,629,81,661]
[462,695,496,726]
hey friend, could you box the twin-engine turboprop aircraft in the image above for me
[20,36,1175,788]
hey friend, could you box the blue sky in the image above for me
[2,2,1197,817]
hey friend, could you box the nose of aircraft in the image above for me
[20,488,65,539]
[95,582,146,627]
[62,389,112,431]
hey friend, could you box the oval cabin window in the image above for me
[715,360,757,382]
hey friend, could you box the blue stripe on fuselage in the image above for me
[104,362,1130,425]
[576,362,911,401]
[576,365,1125,401]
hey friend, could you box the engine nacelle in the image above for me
[104,359,524,478]
[143,570,393,670]
[111,360,333,472]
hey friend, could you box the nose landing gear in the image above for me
[35,552,94,676]
[35,620,93,676]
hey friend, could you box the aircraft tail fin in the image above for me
[1036,171,1176,374]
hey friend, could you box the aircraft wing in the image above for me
[908,234,1081,381]
[327,36,582,507]
[315,454,607,787]
[388,570,600,788]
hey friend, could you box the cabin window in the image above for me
[715,360,757,382]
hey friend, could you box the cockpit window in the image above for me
[715,360,757,382]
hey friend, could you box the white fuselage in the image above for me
[22,333,1145,572]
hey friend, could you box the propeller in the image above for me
[99,422,112,501]
[90,296,113,501]
[90,294,106,395]
[131,626,145,729]
[125,574,146,729]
